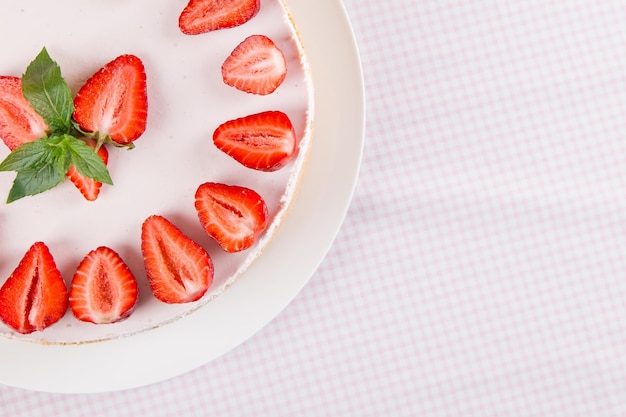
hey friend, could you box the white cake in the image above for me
[0,0,313,343]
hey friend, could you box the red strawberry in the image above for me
[213,111,297,171]
[69,246,138,324]
[0,76,48,151]
[141,215,213,304]
[179,0,260,35]
[194,182,268,253]
[73,54,148,146]
[66,138,109,201]
[222,35,287,95]
[0,242,68,334]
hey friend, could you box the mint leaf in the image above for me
[0,136,70,172]
[0,48,117,203]
[0,135,71,202]
[46,135,73,175]
[21,47,74,135]
[66,137,113,185]
[6,163,66,203]
[0,140,50,172]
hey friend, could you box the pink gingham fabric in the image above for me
[3,0,626,415]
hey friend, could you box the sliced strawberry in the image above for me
[66,138,109,201]
[73,54,148,146]
[141,215,213,304]
[0,76,48,151]
[194,182,268,253]
[0,242,68,334]
[222,35,287,95]
[179,0,260,35]
[69,246,138,324]
[213,110,296,172]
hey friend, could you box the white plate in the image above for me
[0,0,364,393]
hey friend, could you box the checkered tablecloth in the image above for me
[3,0,626,415]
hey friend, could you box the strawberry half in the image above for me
[213,110,297,171]
[141,215,213,304]
[73,54,148,146]
[179,0,260,35]
[0,76,48,151]
[222,34,287,95]
[69,246,138,324]
[66,138,109,201]
[0,242,68,334]
[195,182,268,253]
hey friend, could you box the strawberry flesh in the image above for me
[66,138,109,201]
[179,0,260,35]
[0,76,48,151]
[141,215,214,304]
[69,246,138,324]
[73,54,148,146]
[222,34,287,95]
[213,110,297,171]
[195,182,268,253]
[0,242,68,334]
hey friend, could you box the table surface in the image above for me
[4,0,626,415]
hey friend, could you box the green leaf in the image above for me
[47,135,73,176]
[0,44,119,203]
[0,135,84,202]
[6,163,65,203]
[66,137,113,185]
[0,140,50,172]
[0,133,115,202]
[21,47,74,135]
[0,136,70,171]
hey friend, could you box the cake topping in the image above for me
[0,242,68,334]
[69,246,139,324]
[213,110,297,172]
[195,182,269,253]
[65,137,109,201]
[0,76,48,152]
[222,34,287,96]
[73,54,148,148]
[178,0,261,35]
[141,215,214,304]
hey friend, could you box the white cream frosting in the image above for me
[0,0,313,344]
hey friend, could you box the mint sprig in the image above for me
[0,135,112,202]
[0,48,113,203]
[21,48,74,135]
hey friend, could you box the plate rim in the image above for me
[0,0,365,393]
